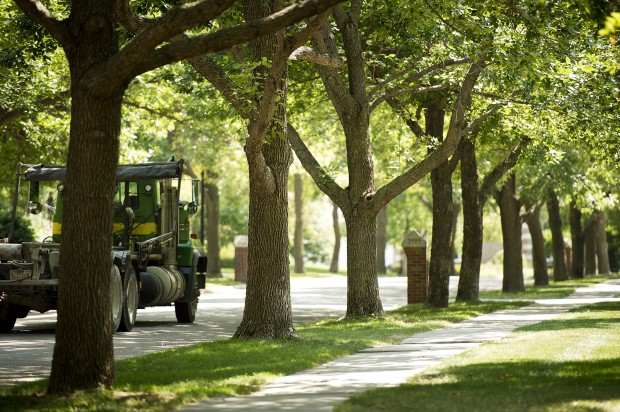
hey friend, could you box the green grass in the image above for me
[0,301,529,411]
[336,301,620,412]
[479,276,615,300]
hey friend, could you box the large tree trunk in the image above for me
[293,173,305,274]
[457,138,483,302]
[205,178,222,277]
[546,187,568,281]
[344,212,383,317]
[427,102,452,308]
[584,217,597,275]
[497,174,525,293]
[233,0,295,339]
[595,211,610,274]
[569,200,584,279]
[329,202,341,273]
[48,0,121,393]
[376,205,387,274]
[525,204,549,286]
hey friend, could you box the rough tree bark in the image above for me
[584,217,597,275]
[329,202,341,273]
[427,102,452,308]
[569,200,584,279]
[205,177,222,277]
[376,205,387,274]
[546,187,568,281]
[525,203,549,286]
[457,138,483,301]
[595,211,610,274]
[233,0,294,338]
[496,173,525,293]
[293,173,305,274]
[456,136,529,301]
[11,0,126,393]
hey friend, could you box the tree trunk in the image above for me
[205,178,222,277]
[329,202,341,273]
[451,200,460,277]
[376,205,387,274]
[49,0,121,393]
[427,102,452,308]
[457,138,482,302]
[546,187,568,281]
[595,211,610,274]
[497,174,525,293]
[584,218,597,275]
[569,200,584,279]
[233,0,295,339]
[293,173,305,274]
[344,212,383,317]
[525,204,549,286]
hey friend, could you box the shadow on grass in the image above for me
[337,358,620,412]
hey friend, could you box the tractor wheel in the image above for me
[110,264,123,333]
[175,292,198,323]
[118,268,138,332]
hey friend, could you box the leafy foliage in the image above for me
[0,208,35,242]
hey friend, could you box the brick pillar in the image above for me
[402,231,428,304]
[234,235,248,283]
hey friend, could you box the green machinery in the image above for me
[0,159,207,333]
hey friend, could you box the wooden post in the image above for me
[403,230,428,304]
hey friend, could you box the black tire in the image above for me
[0,315,16,334]
[118,268,138,332]
[110,264,123,333]
[175,292,198,323]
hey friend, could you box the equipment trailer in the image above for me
[0,159,206,333]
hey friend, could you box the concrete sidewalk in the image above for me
[179,279,620,412]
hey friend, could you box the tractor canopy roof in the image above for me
[24,160,184,182]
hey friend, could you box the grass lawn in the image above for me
[0,301,529,411]
[336,300,620,412]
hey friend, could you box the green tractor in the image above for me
[0,159,207,333]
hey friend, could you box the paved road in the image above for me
[0,275,500,387]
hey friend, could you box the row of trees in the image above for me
[1,0,619,395]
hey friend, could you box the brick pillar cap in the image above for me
[402,230,427,248]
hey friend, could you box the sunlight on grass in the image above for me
[479,276,614,300]
[336,301,620,412]
[0,302,528,411]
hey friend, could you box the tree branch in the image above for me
[311,14,355,116]
[12,0,70,46]
[368,57,470,99]
[290,45,343,67]
[370,83,458,112]
[125,0,344,78]
[372,55,487,213]
[479,136,532,205]
[116,2,254,119]
[333,5,366,105]
[113,0,236,77]
[288,124,347,206]
[461,102,504,136]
